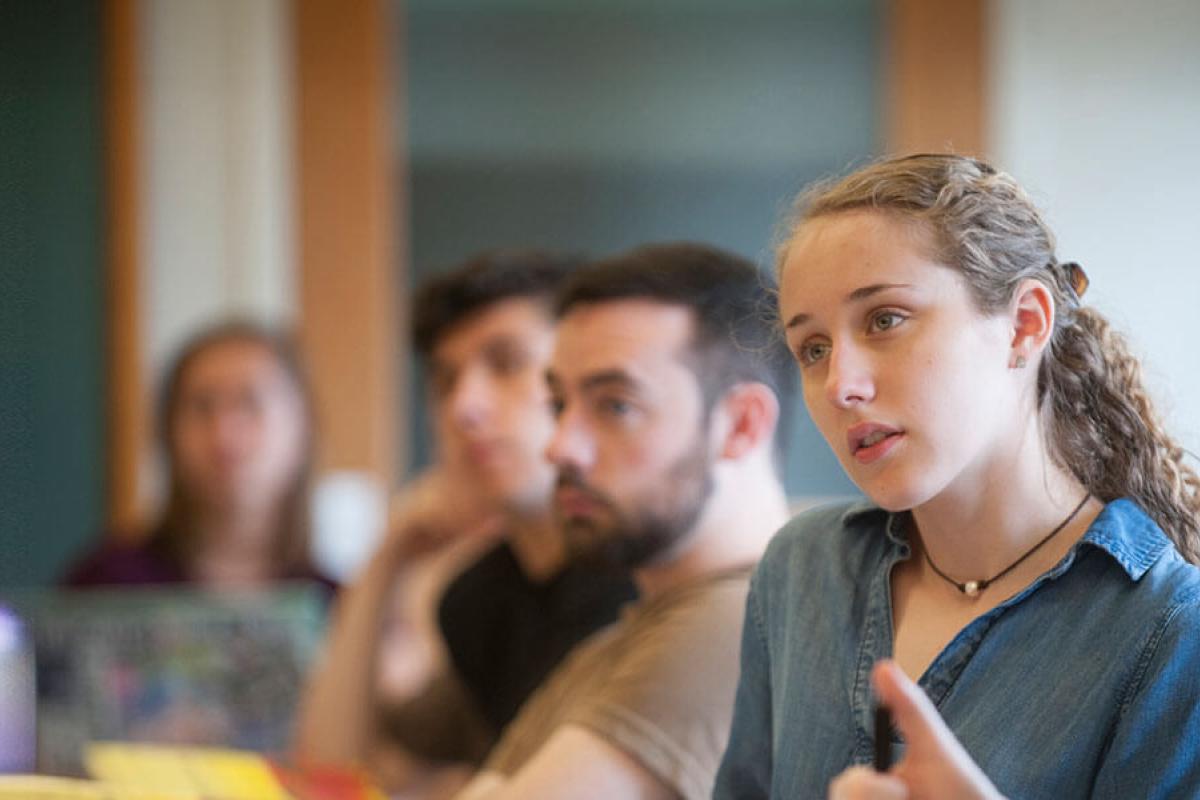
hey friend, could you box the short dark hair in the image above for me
[412,249,581,356]
[557,242,795,442]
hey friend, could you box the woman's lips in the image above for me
[854,432,903,464]
[846,423,904,465]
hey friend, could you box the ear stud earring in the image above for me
[1013,355,1027,369]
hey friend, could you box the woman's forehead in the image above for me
[180,339,292,394]
[189,338,270,369]
[782,213,938,289]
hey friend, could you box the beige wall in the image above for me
[136,0,297,508]
[990,0,1200,452]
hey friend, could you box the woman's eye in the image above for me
[430,367,456,399]
[869,311,906,333]
[797,340,830,366]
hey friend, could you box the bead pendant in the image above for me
[962,581,982,597]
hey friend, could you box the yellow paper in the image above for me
[0,775,194,800]
[86,743,290,800]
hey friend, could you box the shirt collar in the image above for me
[840,498,884,528]
[842,496,1172,581]
[1078,497,1172,581]
[840,501,909,548]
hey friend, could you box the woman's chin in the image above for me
[856,479,930,515]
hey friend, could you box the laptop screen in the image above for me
[0,603,36,773]
[3,584,328,776]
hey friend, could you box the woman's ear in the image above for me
[1009,278,1056,368]
[714,382,780,461]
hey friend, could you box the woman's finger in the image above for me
[829,765,909,800]
[872,660,950,754]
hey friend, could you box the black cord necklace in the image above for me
[923,494,1090,597]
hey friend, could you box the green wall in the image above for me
[0,0,106,587]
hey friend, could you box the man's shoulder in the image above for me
[485,568,753,797]
[636,568,753,635]
[587,568,753,698]
[555,570,754,799]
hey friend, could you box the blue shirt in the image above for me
[714,498,1200,799]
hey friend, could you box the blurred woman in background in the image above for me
[65,319,334,591]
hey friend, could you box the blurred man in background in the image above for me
[296,251,636,795]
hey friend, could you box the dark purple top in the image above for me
[63,536,338,594]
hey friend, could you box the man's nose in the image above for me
[544,405,596,473]
[447,366,492,430]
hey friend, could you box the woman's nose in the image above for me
[825,343,875,409]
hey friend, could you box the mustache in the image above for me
[555,467,609,505]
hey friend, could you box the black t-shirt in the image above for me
[438,541,638,733]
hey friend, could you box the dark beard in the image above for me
[557,435,713,571]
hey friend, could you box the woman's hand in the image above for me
[828,661,1005,800]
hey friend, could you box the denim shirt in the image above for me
[714,498,1200,799]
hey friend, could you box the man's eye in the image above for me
[600,397,632,417]
[488,346,529,376]
[549,396,566,417]
[797,340,830,366]
[869,311,906,333]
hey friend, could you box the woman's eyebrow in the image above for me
[785,283,915,330]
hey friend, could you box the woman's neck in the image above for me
[187,507,281,586]
[909,419,1096,585]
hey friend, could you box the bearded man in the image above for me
[456,243,796,800]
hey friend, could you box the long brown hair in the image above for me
[780,153,1200,562]
[148,319,318,578]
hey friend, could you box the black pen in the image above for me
[873,703,893,771]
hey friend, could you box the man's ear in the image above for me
[1009,278,1056,367]
[714,382,780,461]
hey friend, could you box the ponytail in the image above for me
[1042,306,1200,563]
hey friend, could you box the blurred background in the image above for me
[2,0,1197,588]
